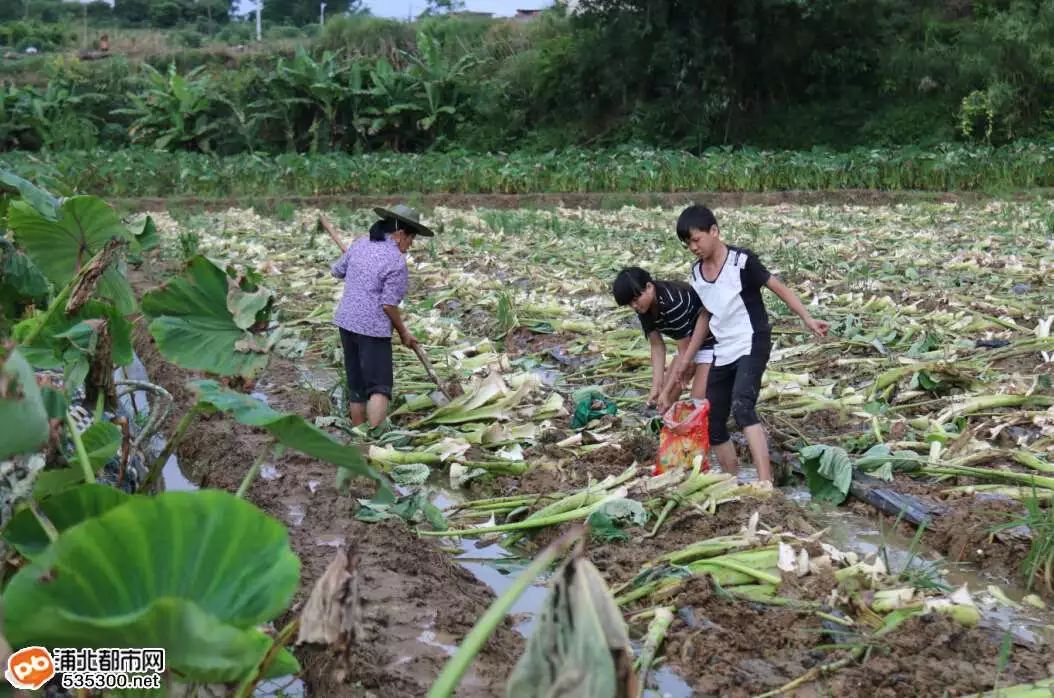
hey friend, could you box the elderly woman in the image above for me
[331,204,434,430]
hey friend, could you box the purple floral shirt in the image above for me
[331,236,409,338]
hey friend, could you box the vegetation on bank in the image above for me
[3,142,1054,198]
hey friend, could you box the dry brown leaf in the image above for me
[296,544,362,649]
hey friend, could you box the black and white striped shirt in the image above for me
[639,280,712,345]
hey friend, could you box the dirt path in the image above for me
[131,322,521,697]
[111,188,1054,213]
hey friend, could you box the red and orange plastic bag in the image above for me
[654,399,710,475]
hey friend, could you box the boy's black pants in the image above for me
[706,333,772,445]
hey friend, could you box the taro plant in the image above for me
[140,254,278,381]
[0,171,388,691]
[2,484,303,684]
[2,142,1053,197]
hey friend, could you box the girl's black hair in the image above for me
[369,217,398,241]
[676,205,718,244]
[612,267,652,306]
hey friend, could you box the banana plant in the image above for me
[362,57,423,151]
[403,30,477,140]
[119,64,219,152]
[23,81,106,151]
[273,48,353,152]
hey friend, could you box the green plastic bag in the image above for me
[570,391,617,429]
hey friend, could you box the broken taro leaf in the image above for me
[355,490,447,530]
[799,444,853,505]
[587,511,630,543]
[865,462,895,482]
[296,546,361,647]
[0,345,49,460]
[391,463,431,486]
[506,553,636,697]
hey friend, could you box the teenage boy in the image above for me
[670,205,828,483]
[612,267,714,411]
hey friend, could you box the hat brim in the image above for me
[373,207,435,237]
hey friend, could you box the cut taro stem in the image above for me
[142,404,203,491]
[427,525,585,698]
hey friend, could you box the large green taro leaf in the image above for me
[141,256,271,379]
[0,238,52,319]
[0,169,61,221]
[0,345,49,460]
[190,379,392,497]
[2,483,128,559]
[7,196,136,314]
[2,490,301,683]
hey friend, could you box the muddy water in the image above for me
[161,450,199,492]
[115,354,201,493]
[785,482,1054,648]
[253,677,307,697]
[430,486,699,697]
[430,490,551,637]
[651,666,693,698]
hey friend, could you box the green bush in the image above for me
[860,99,958,147]
[267,24,309,40]
[215,22,254,44]
[0,20,73,50]
[173,29,205,48]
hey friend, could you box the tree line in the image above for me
[1,0,1052,153]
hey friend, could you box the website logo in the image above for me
[5,646,56,690]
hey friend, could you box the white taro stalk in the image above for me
[1037,315,1053,363]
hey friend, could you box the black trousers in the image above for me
[339,328,393,402]
[706,333,772,445]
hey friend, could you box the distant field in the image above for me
[4,143,1054,199]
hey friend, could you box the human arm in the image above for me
[647,330,666,405]
[765,277,828,338]
[660,310,710,402]
[383,305,419,349]
[380,259,417,347]
[330,247,350,279]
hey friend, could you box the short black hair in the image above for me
[612,267,652,306]
[676,205,718,244]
